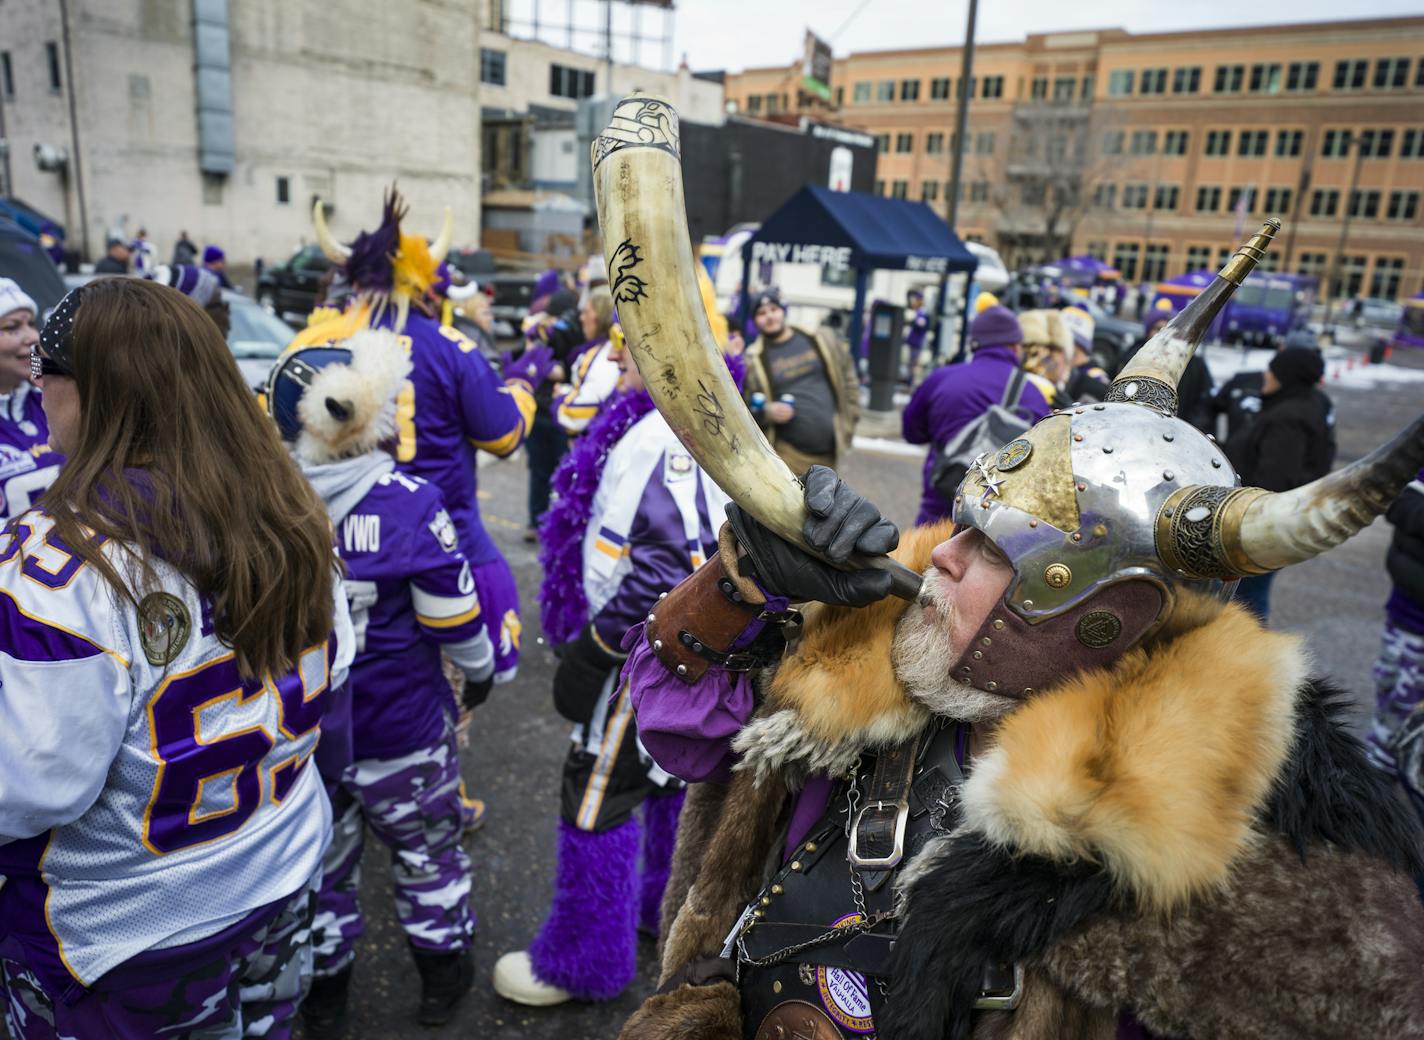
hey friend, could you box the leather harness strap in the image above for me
[848,736,922,871]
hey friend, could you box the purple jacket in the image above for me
[901,346,1052,525]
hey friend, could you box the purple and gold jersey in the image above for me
[554,339,620,435]
[0,383,62,520]
[289,305,535,566]
[0,511,353,994]
[583,410,731,649]
[325,461,494,761]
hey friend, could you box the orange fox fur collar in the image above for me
[734,522,1307,910]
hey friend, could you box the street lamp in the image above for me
[1322,132,1366,332]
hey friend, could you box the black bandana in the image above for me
[35,284,84,377]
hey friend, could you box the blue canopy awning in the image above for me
[740,184,978,275]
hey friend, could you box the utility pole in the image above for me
[604,0,614,97]
[1322,135,1366,330]
[945,0,978,232]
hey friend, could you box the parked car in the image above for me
[226,290,298,388]
[256,244,332,322]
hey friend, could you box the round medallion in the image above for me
[138,591,192,666]
[1075,610,1122,649]
[754,1000,844,1040]
[1043,563,1073,589]
[996,437,1033,472]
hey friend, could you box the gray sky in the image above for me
[670,0,1423,72]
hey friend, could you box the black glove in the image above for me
[553,624,623,724]
[726,465,899,608]
[461,674,494,710]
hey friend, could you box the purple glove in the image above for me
[501,343,556,389]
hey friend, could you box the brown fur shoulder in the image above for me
[960,600,1307,909]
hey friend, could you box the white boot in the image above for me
[492,951,574,1006]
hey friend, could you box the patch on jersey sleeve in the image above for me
[665,450,695,483]
[428,509,459,553]
[139,591,192,666]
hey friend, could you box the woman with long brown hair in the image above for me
[0,277,352,1039]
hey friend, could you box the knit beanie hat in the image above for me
[1269,345,1325,389]
[970,304,1023,350]
[0,277,38,319]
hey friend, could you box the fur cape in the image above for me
[627,526,1424,1040]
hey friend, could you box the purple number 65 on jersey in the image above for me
[142,644,329,855]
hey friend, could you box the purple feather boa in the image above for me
[537,352,745,646]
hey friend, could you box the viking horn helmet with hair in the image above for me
[948,220,1424,698]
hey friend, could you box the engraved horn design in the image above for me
[591,94,922,601]
[312,199,350,262]
[1110,220,1281,415]
[429,206,454,265]
[1159,413,1424,578]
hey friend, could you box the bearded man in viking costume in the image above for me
[585,96,1424,1040]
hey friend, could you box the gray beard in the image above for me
[892,567,1017,723]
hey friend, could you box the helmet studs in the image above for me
[1044,564,1073,588]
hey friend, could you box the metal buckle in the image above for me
[846,798,909,870]
[973,963,1025,1011]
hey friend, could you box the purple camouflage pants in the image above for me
[1,876,318,1040]
[1366,618,1424,780]
[473,555,522,683]
[310,732,475,977]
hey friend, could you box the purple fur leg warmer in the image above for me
[639,790,686,934]
[527,818,641,1000]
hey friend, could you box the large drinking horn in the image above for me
[312,199,350,263]
[591,94,922,601]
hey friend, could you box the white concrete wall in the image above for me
[0,0,484,267]
[530,125,577,188]
[479,31,723,126]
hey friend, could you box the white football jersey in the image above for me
[0,511,352,987]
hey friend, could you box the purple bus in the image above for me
[1221,273,1317,348]
[1394,293,1424,351]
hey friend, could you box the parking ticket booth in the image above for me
[865,299,902,411]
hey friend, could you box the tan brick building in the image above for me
[723,17,1424,302]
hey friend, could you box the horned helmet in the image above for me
[950,220,1424,697]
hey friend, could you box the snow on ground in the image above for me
[1200,342,1424,390]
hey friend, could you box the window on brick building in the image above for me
[970,181,990,203]
[1228,186,1256,213]
[1139,68,1167,95]
[1030,77,1048,100]
[746,95,762,113]
[1320,129,1350,158]
[45,42,61,93]
[275,177,290,205]
[480,48,507,85]
[1163,130,1189,155]
[1347,190,1381,219]
[1204,130,1232,156]
[922,180,940,202]
[1332,59,1368,90]
[875,179,885,195]
[1172,67,1200,94]
[1335,255,1367,298]
[1081,76,1094,99]
[1213,65,1244,93]
[550,64,595,99]
[1113,242,1141,280]
[900,79,920,101]
[982,75,1004,98]
[1195,185,1221,212]
[853,82,871,103]
[1102,130,1124,155]
[1373,57,1410,89]
[896,132,914,153]
[1285,61,1318,91]
[1386,191,1419,221]
[1357,129,1394,159]
[1237,130,1268,157]
[926,132,945,154]
[1185,245,1212,271]
[1262,187,1293,213]
[874,134,889,153]
[876,80,894,101]
[1130,130,1157,155]
[891,180,908,199]
[1093,183,1116,208]
[1051,76,1074,101]
[1370,257,1405,299]
[930,77,951,100]
[1401,128,1424,158]
[1142,243,1169,282]
[1107,70,1134,96]
[1121,184,1149,209]
[1309,190,1339,217]
[1296,252,1326,277]
[1154,185,1179,211]
[1274,129,1303,157]
[1249,63,1282,93]
[976,132,995,154]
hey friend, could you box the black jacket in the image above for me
[1224,384,1333,492]
[1387,475,1424,606]
[1118,338,1214,433]
[93,255,128,275]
